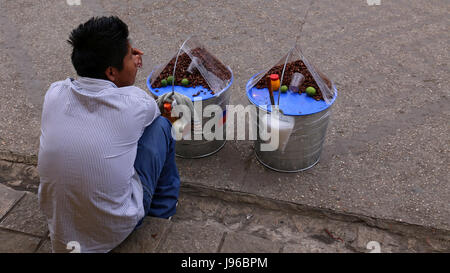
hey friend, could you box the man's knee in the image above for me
[152,116,172,135]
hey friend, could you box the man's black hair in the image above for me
[68,16,129,79]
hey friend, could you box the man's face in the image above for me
[113,43,142,87]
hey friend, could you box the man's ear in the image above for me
[105,66,117,83]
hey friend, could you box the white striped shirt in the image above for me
[38,77,160,253]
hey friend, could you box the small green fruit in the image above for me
[280,85,288,93]
[161,79,167,87]
[181,78,189,86]
[166,76,174,84]
[306,86,316,96]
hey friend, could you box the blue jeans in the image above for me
[134,116,180,227]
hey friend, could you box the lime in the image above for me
[280,85,288,93]
[181,78,189,86]
[166,76,174,84]
[161,79,167,87]
[306,86,316,96]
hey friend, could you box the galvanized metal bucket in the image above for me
[147,68,233,158]
[246,73,337,172]
[175,75,232,158]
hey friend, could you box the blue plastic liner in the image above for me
[147,70,233,102]
[246,72,337,116]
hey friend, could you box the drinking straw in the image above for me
[266,76,275,106]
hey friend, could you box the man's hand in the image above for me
[132,48,143,68]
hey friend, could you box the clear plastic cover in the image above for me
[247,45,335,105]
[151,37,232,141]
[150,36,232,96]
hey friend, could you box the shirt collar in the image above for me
[72,77,118,92]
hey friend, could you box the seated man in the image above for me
[38,16,180,253]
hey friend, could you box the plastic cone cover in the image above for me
[247,45,335,105]
[150,36,232,95]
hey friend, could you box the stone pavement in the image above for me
[0,0,449,252]
[1,183,448,253]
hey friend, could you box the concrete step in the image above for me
[1,159,449,253]
[1,182,448,253]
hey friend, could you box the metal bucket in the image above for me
[147,68,233,158]
[175,80,232,158]
[246,73,337,172]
